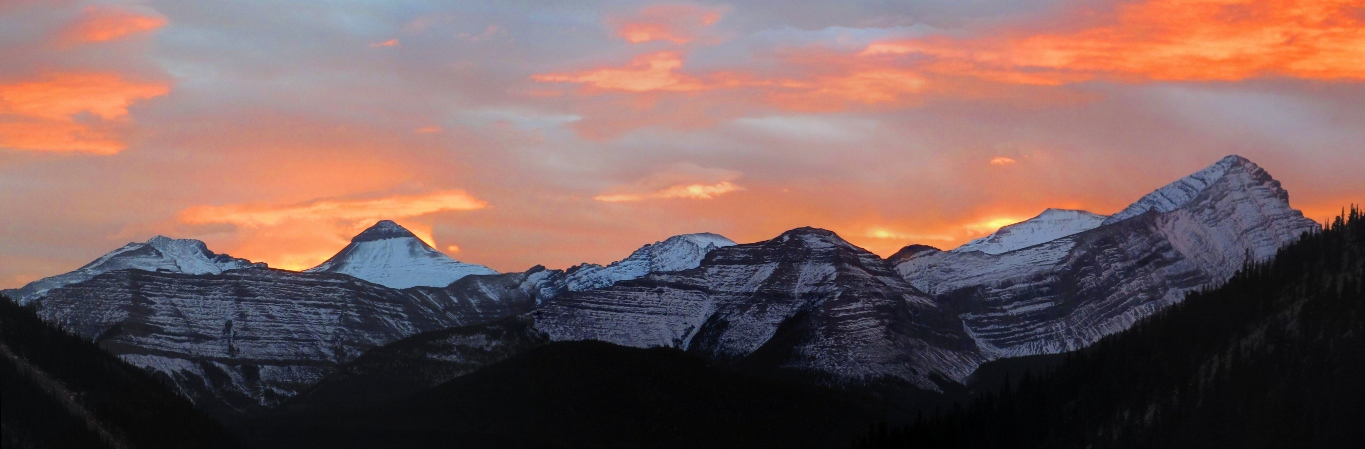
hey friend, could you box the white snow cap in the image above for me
[306,220,497,289]
[565,232,737,291]
[953,209,1109,255]
[5,236,261,304]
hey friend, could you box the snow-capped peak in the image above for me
[565,232,737,291]
[305,220,496,289]
[5,236,262,304]
[1103,155,1248,225]
[954,209,1109,255]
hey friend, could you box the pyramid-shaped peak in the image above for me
[351,220,419,243]
[1103,154,1265,225]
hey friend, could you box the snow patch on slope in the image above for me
[954,209,1109,255]
[4,236,262,304]
[565,233,736,291]
[1103,155,1244,225]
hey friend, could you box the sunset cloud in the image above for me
[0,72,170,154]
[596,181,743,202]
[862,0,1365,84]
[176,190,488,270]
[990,157,1016,165]
[608,4,725,44]
[534,0,1365,136]
[961,216,1028,235]
[532,52,718,92]
[533,50,929,113]
[59,5,166,45]
[864,227,955,242]
[370,39,400,48]
[594,163,745,202]
[2,0,1362,290]
[177,190,487,229]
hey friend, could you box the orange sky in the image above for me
[1,0,1361,287]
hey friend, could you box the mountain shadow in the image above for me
[0,295,243,449]
[857,206,1365,448]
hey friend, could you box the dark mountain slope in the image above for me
[859,207,1365,449]
[243,341,889,449]
[276,316,548,413]
[0,296,242,449]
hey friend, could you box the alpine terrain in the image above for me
[6,220,739,419]
[305,220,497,289]
[892,155,1319,359]
[4,155,1328,447]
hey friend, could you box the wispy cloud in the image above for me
[596,181,743,202]
[607,3,725,44]
[59,5,166,45]
[990,157,1016,165]
[861,0,1365,83]
[176,190,488,270]
[533,52,723,92]
[593,163,745,202]
[864,227,955,242]
[370,38,400,48]
[178,190,487,228]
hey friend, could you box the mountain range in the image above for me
[4,154,1320,422]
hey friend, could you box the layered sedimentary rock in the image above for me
[892,155,1319,358]
[536,227,983,389]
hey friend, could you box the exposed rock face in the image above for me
[403,266,565,325]
[28,268,449,416]
[3,236,262,305]
[564,233,736,293]
[894,155,1319,359]
[306,220,497,289]
[23,265,562,418]
[536,227,983,390]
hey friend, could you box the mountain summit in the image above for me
[306,220,497,289]
[3,236,262,304]
[953,208,1109,255]
[1103,154,1249,225]
[565,232,736,292]
[895,154,1318,358]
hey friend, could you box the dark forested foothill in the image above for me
[241,341,888,449]
[857,207,1365,449]
[0,296,242,449]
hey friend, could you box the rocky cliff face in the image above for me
[536,227,983,389]
[893,155,1319,359]
[27,268,449,416]
[23,264,562,418]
